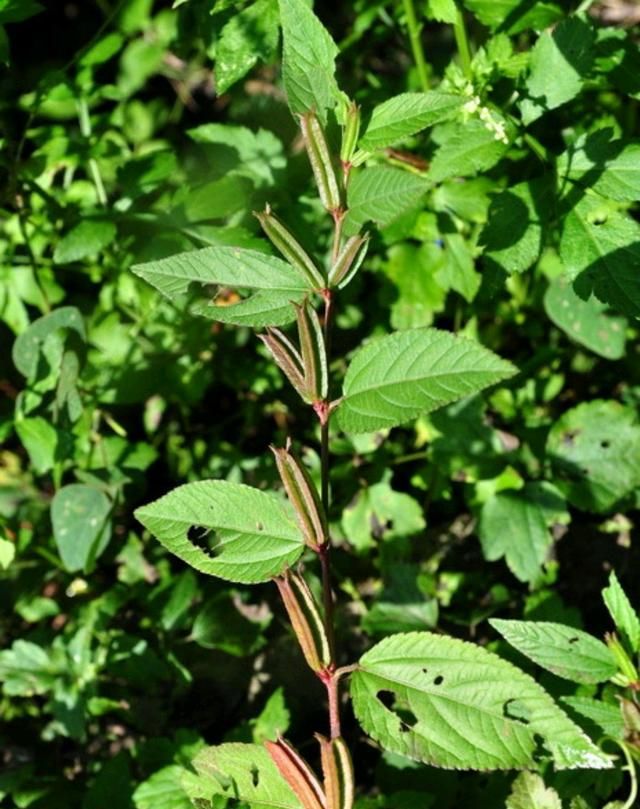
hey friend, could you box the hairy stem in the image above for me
[402,0,429,91]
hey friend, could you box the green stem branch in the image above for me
[453,4,472,79]
[402,0,429,91]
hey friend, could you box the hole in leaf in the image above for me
[422,667,428,674]
[503,698,531,725]
[250,765,260,788]
[256,522,264,531]
[377,690,395,710]
[600,440,610,449]
[581,468,589,476]
[561,429,580,447]
[433,675,444,686]
[397,708,418,731]
[568,637,579,644]
[187,525,221,558]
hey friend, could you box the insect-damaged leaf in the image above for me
[350,631,611,771]
[337,328,516,434]
[490,619,617,684]
[183,743,304,809]
[135,481,304,584]
[132,246,309,327]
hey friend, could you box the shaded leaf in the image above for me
[479,482,568,583]
[51,484,112,573]
[12,306,85,379]
[53,220,117,264]
[428,118,510,183]
[544,274,627,360]
[463,0,562,34]
[602,571,640,653]
[561,696,625,739]
[506,772,562,809]
[546,400,640,513]
[215,0,279,94]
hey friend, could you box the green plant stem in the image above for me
[618,741,638,809]
[453,4,472,79]
[402,0,429,91]
[77,98,108,207]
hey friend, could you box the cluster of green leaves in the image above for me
[1,0,639,807]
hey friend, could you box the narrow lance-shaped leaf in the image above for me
[272,443,328,550]
[260,327,308,399]
[329,234,369,289]
[265,737,326,809]
[301,113,341,215]
[135,481,305,584]
[350,631,612,771]
[337,327,516,434]
[602,571,640,653]
[274,569,332,673]
[490,619,618,684]
[359,91,463,151]
[295,300,328,402]
[255,205,326,290]
[340,101,360,166]
[317,736,354,809]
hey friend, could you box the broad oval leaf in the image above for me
[132,245,309,327]
[490,619,617,684]
[51,484,112,573]
[135,481,304,584]
[337,328,516,434]
[344,167,429,235]
[184,743,303,809]
[350,631,611,771]
[12,306,85,378]
[359,91,462,151]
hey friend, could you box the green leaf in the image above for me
[427,0,457,24]
[522,16,595,124]
[14,416,60,475]
[358,92,462,151]
[191,592,269,656]
[506,772,562,809]
[51,484,112,573]
[0,640,57,696]
[602,571,640,653]
[490,619,617,684]
[463,0,562,34]
[337,328,516,434]
[176,175,255,223]
[344,167,429,235]
[350,631,611,770]
[341,480,425,554]
[53,220,117,264]
[215,0,279,94]
[184,742,303,809]
[135,481,304,584]
[559,197,640,319]
[279,0,339,123]
[428,119,510,182]
[0,537,15,569]
[561,696,625,739]
[132,246,308,327]
[546,400,640,513]
[437,233,481,302]
[481,178,552,274]
[544,274,627,360]
[12,306,85,379]
[134,765,193,809]
[479,482,568,583]
[557,129,640,203]
[0,0,43,24]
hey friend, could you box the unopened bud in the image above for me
[272,443,328,550]
[340,102,360,166]
[300,113,342,215]
[328,234,369,289]
[259,328,307,400]
[265,737,327,809]
[317,735,355,809]
[255,205,325,290]
[295,300,328,403]
[275,569,332,673]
